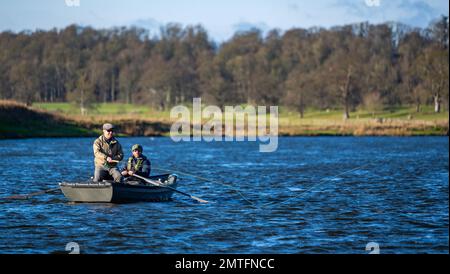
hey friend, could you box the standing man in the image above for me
[93,123,124,183]
[121,144,151,178]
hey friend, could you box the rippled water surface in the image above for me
[0,137,448,253]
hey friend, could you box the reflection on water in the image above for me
[0,137,448,253]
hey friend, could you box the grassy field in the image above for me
[276,106,448,136]
[33,102,172,122]
[33,102,449,118]
[2,101,448,138]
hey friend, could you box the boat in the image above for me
[59,174,178,203]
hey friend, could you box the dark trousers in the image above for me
[94,165,122,183]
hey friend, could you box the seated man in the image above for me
[93,123,124,183]
[121,144,151,179]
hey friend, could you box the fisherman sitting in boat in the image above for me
[121,144,151,179]
[93,123,124,183]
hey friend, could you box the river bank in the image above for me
[1,101,448,139]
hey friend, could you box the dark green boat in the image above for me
[59,174,178,203]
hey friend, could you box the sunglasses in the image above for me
[106,130,114,133]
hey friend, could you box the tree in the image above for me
[119,64,140,104]
[66,70,96,115]
[323,27,367,120]
[423,15,450,112]
[398,30,428,112]
[0,18,448,114]
[416,46,449,113]
[428,15,449,50]
[284,67,311,118]
[218,30,262,104]
[365,24,400,107]
[9,60,40,105]
[137,56,173,110]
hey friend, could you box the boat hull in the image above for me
[59,174,178,203]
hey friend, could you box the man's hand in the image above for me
[121,170,128,176]
[106,157,113,163]
[128,171,134,176]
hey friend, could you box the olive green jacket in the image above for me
[122,155,151,177]
[93,135,124,167]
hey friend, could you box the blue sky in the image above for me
[0,0,448,41]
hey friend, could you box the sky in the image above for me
[0,0,448,42]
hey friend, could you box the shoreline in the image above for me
[1,118,448,139]
[1,101,448,139]
[1,135,448,141]
[1,130,448,140]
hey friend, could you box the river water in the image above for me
[0,137,448,254]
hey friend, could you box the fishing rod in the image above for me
[3,187,61,200]
[132,173,208,203]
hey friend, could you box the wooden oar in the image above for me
[3,187,61,200]
[132,174,208,203]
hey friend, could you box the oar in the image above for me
[3,187,61,200]
[132,174,208,203]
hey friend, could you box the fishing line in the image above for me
[152,155,403,241]
[152,167,275,239]
[153,164,377,241]
[280,151,409,208]
[153,167,261,209]
[261,162,376,207]
[153,161,377,209]
[154,150,408,209]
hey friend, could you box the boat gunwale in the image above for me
[59,174,178,203]
[59,174,177,189]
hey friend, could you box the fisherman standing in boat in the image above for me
[121,144,151,179]
[93,123,124,183]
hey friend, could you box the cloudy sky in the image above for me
[0,0,448,41]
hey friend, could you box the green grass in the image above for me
[279,106,448,123]
[33,102,448,122]
[34,102,149,115]
[34,102,174,121]
[32,102,78,113]
[21,103,449,136]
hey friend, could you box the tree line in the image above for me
[0,16,448,118]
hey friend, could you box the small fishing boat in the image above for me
[59,174,178,203]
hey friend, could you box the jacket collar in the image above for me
[133,154,146,160]
[101,135,117,144]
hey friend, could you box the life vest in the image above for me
[127,156,146,171]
